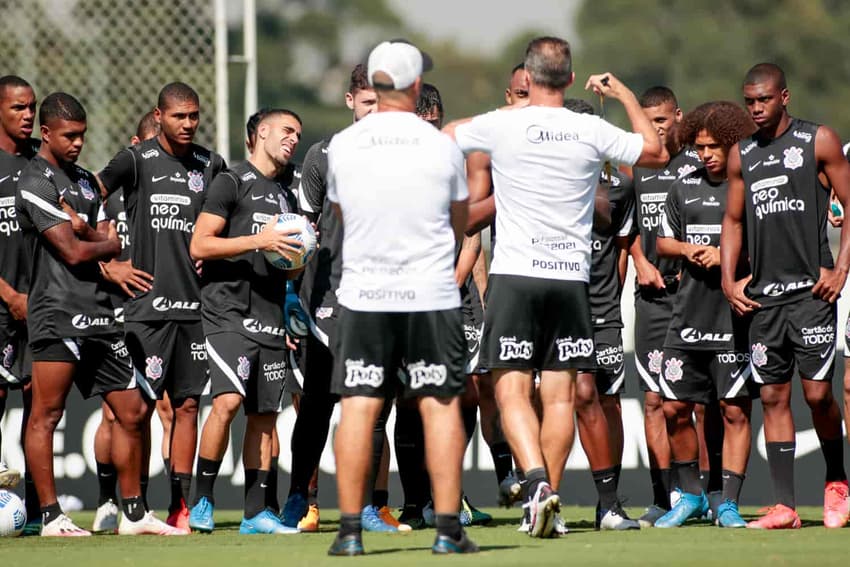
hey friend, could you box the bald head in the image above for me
[743,63,787,90]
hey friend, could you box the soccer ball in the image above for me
[0,490,26,537]
[262,213,318,271]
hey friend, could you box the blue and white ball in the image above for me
[263,213,318,271]
[0,490,26,537]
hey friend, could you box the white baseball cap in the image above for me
[367,39,433,90]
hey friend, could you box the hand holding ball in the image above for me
[260,213,317,271]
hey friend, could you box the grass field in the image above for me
[0,506,847,566]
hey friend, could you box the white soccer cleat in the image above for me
[552,513,569,536]
[0,462,21,489]
[92,500,119,533]
[41,514,92,537]
[118,511,189,535]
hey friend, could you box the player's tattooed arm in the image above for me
[721,143,760,315]
[813,125,850,303]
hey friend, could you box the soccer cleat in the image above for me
[22,520,42,537]
[823,480,850,528]
[517,504,531,533]
[528,482,560,538]
[599,502,641,530]
[378,505,411,531]
[189,496,215,533]
[0,462,21,489]
[166,501,190,532]
[118,511,188,535]
[638,504,669,528]
[281,492,308,528]
[297,503,320,532]
[552,513,569,536]
[432,530,480,554]
[41,514,91,537]
[655,491,708,528]
[361,504,398,532]
[716,499,747,528]
[328,533,364,556]
[92,500,119,533]
[398,505,426,530]
[461,494,492,526]
[746,504,801,530]
[498,471,522,508]
[240,508,300,535]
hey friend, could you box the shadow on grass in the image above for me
[366,544,520,555]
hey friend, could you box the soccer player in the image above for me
[653,101,757,528]
[98,82,226,530]
[721,63,850,529]
[18,92,182,536]
[92,111,160,533]
[564,98,641,531]
[327,39,476,556]
[284,65,404,534]
[445,36,667,538]
[188,108,304,534]
[0,76,38,529]
[629,86,704,526]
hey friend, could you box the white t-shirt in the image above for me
[327,111,468,312]
[455,106,643,282]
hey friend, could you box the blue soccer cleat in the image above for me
[432,531,479,554]
[361,504,398,532]
[281,492,308,528]
[328,533,364,556]
[189,496,215,533]
[716,499,747,528]
[654,491,708,528]
[240,509,300,535]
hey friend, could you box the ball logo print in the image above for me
[263,213,318,271]
[237,355,251,381]
[648,349,663,374]
[2,344,13,369]
[0,490,26,537]
[783,146,804,170]
[188,170,205,193]
[145,355,164,380]
[751,343,768,367]
[664,357,683,383]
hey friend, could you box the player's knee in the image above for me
[574,375,597,409]
[803,384,834,413]
[644,394,664,415]
[173,396,200,419]
[211,393,242,419]
[721,404,749,429]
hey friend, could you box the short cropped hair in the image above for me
[246,107,302,150]
[639,86,678,109]
[564,98,594,115]
[743,62,787,90]
[157,82,199,110]
[524,37,572,90]
[39,92,86,126]
[136,111,160,140]
[0,75,32,99]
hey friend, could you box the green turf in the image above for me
[0,506,846,566]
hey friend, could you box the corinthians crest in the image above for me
[783,146,803,170]
[664,358,683,383]
[751,343,768,367]
[188,170,205,193]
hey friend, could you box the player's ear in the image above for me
[780,88,790,108]
[344,92,355,111]
[675,108,683,122]
[154,107,162,124]
[130,135,141,145]
[40,123,50,142]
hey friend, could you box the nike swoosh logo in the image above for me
[201,471,216,476]
[779,447,794,453]
[748,162,761,172]
[602,477,613,483]
[152,175,168,182]
[757,425,823,460]
[260,483,268,488]
[685,197,701,204]
[0,175,10,184]
[251,194,264,200]
[820,348,833,359]
[641,175,657,182]
[722,474,730,480]
[730,367,743,379]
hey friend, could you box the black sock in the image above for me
[24,472,39,521]
[266,456,280,512]
[613,464,622,491]
[289,394,335,499]
[394,404,430,508]
[650,468,671,509]
[489,441,513,485]
[592,466,619,510]
[163,458,170,476]
[435,513,462,540]
[244,469,268,519]
[721,470,745,503]
[462,406,477,448]
[194,457,222,505]
[517,469,528,501]
[820,437,847,482]
[96,461,117,506]
[372,489,389,509]
[122,495,145,522]
[673,461,702,495]
[41,502,63,525]
[525,467,548,501]
[339,513,362,538]
[367,403,391,503]
[700,470,710,493]
[170,472,192,513]
[708,450,723,493]
[766,441,796,508]
[140,475,149,510]
[308,486,319,506]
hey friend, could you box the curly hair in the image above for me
[679,101,757,148]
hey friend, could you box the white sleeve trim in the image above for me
[20,190,71,221]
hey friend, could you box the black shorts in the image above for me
[576,327,625,396]
[749,297,836,385]
[461,280,485,375]
[480,275,594,371]
[298,300,339,396]
[124,320,208,400]
[659,348,756,405]
[331,307,466,399]
[0,319,31,388]
[634,287,677,393]
[205,332,287,414]
[30,335,137,399]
